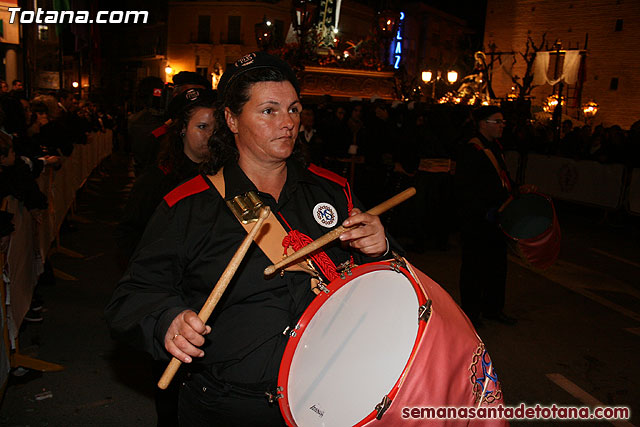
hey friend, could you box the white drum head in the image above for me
[279,266,423,426]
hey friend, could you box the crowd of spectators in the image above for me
[299,97,640,171]
[292,97,640,248]
[0,79,117,322]
[501,117,640,167]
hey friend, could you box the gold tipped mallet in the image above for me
[158,206,270,390]
[264,187,416,276]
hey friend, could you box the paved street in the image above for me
[1,153,638,426]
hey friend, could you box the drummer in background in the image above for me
[105,51,392,426]
[454,106,534,328]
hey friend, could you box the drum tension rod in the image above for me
[311,276,330,294]
[336,260,354,279]
[375,395,392,419]
[282,324,301,337]
[419,300,433,322]
[390,251,407,273]
[265,386,283,403]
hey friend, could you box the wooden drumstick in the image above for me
[158,206,270,390]
[264,187,416,277]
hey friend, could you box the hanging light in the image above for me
[72,81,79,88]
[421,71,432,83]
[447,70,458,84]
[165,64,173,75]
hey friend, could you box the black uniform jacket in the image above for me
[454,133,514,228]
[114,158,200,261]
[105,159,391,386]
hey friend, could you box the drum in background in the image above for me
[277,261,428,427]
[500,192,561,270]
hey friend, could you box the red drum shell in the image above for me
[277,261,427,427]
[500,192,561,270]
[278,260,507,426]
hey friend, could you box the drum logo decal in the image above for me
[557,162,578,193]
[313,202,338,228]
[469,342,502,405]
[309,404,325,418]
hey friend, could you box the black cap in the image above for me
[473,105,502,122]
[217,52,299,100]
[167,88,216,119]
[173,71,212,90]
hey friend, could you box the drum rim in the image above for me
[277,260,429,427]
[499,191,556,242]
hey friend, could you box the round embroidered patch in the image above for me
[313,202,338,228]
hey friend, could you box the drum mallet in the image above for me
[157,206,270,390]
[264,187,416,277]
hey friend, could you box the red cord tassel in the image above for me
[282,230,339,281]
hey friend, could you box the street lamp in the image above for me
[582,100,598,118]
[255,16,274,51]
[421,69,457,99]
[543,94,564,113]
[291,0,318,58]
[447,70,458,84]
[582,100,598,124]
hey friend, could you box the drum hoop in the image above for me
[277,260,429,427]
[499,192,556,242]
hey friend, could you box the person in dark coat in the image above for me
[116,87,217,263]
[454,106,517,328]
[129,77,167,175]
[114,87,216,427]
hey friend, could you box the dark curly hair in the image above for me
[202,67,301,174]
[157,100,215,174]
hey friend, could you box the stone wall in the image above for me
[484,0,640,128]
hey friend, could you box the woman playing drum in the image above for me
[105,52,392,426]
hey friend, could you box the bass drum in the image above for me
[277,261,427,427]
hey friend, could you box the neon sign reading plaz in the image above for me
[392,12,405,69]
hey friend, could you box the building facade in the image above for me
[484,0,640,129]
[166,0,293,86]
[165,0,474,99]
[402,2,472,81]
[0,1,22,87]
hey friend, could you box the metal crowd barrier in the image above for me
[523,153,627,210]
[0,130,113,390]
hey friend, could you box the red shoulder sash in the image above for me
[163,175,209,207]
[308,163,347,187]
